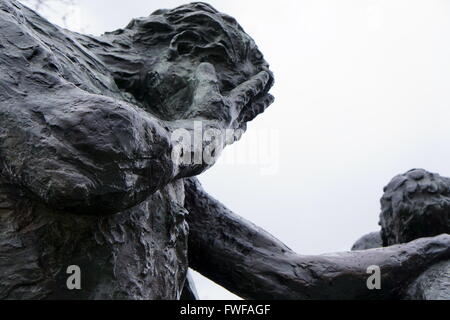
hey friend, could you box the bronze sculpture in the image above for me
[0,0,448,299]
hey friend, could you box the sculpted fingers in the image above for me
[186,62,228,121]
[188,65,273,125]
[227,71,271,113]
[238,93,274,123]
[192,62,221,97]
[424,234,450,256]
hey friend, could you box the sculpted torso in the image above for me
[0,176,188,299]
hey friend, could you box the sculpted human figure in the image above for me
[352,169,450,299]
[0,0,449,299]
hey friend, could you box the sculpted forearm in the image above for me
[0,85,178,214]
[184,177,450,299]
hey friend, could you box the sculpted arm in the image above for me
[184,177,450,299]
[1,85,176,214]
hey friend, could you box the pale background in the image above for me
[20,0,450,299]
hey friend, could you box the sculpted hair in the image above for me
[97,2,271,119]
[127,2,261,66]
[379,169,450,246]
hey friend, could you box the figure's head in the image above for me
[379,169,450,246]
[107,2,273,120]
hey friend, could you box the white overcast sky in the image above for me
[22,0,450,299]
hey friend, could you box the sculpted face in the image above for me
[114,3,274,123]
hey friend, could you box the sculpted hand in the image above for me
[165,62,275,178]
[183,62,274,130]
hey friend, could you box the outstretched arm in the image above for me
[184,178,450,299]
